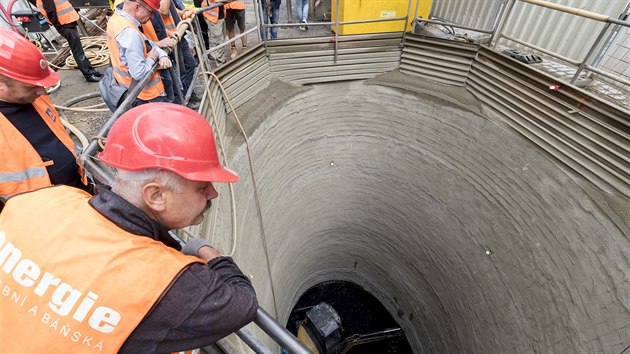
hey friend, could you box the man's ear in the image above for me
[142,182,167,212]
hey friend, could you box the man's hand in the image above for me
[182,237,221,262]
[155,37,177,49]
[179,8,194,20]
[158,55,172,69]
[147,47,159,62]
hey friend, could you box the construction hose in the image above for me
[53,36,110,69]
[54,92,110,112]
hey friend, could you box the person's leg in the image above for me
[159,69,179,104]
[236,10,247,50]
[270,2,280,39]
[197,17,210,50]
[301,0,308,28]
[56,26,98,79]
[261,1,270,40]
[178,39,196,94]
[295,0,303,24]
[207,18,226,62]
[224,9,238,58]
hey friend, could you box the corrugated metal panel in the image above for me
[210,44,272,114]
[266,33,402,85]
[401,35,479,86]
[431,0,505,30]
[466,46,630,196]
[431,0,628,61]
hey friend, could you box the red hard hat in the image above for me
[99,103,239,183]
[0,28,59,87]
[141,0,160,11]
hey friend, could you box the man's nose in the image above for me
[206,184,218,200]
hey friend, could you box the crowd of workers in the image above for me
[0,12,258,352]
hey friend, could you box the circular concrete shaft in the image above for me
[210,74,630,353]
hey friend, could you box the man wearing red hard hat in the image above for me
[106,0,174,106]
[0,28,88,210]
[0,103,258,352]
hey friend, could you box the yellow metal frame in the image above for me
[331,0,432,35]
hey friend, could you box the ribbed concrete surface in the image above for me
[211,71,630,353]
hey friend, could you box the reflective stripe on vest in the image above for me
[201,0,219,23]
[36,0,79,25]
[0,186,204,352]
[0,95,86,200]
[162,12,177,34]
[106,13,165,101]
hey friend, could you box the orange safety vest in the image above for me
[106,12,165,101]
[161,12,177,35]
[142,20,160,42]
[0,96,86,202]
[224,1,245,10]
[200,0,219,23]
[0,186,204,353]
[36,0,79,25]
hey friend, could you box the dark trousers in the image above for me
[261,0,280,39]
[197,17,210,50]
[160,68,180,104]
[56,26,96,78]
[177,38,197,94]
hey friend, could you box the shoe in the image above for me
[189,91,201,103]
[230,47,237,59]
[242,46,248,53]
[302,19,308,30]
[91,71,103,78]
[210,55,226,64]
[298,24,305,31]
[85,74,102,82]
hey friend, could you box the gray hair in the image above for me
[112,169,184,207]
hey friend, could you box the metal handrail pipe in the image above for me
[340,16,407,26]
[263,21,333,29]
[584,64,630,87]
[207,26,259,52]
[521,0,630,27]
[500,33,581,66]
[81,59,160,159]
[415,17,495,34]
[254,307,312,354]
[235,327,275,354]
[519,0,623,24]
[83,159,114,186]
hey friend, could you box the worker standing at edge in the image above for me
[224,0,247,59]
[36,0,103,82]
[0,28,87,211]
[197,0,227,63]
[0,103,258,352]
[106,0,173,105]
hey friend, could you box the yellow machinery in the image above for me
[331,0,432,35]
